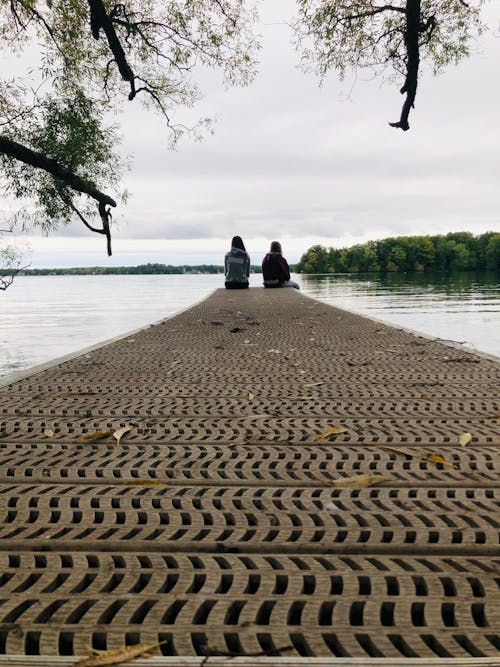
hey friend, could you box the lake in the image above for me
[1,271,498,379]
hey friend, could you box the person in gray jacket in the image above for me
[225,236,250,289]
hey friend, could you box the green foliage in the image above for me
[294,1,487,81]
[293,1,488,128]
[296,232,500,274]
[0,240,29,290]
[0,0,259,237]
[20,262,265,275]
[1,88,124,233]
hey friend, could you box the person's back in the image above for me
[262,251,290,287]
[225,236,250,289]
[262,241,299,289]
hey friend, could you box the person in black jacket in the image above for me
[262,241,299,289]
[224,236,250,289]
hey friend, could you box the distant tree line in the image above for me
[20,263,264,276]
[297,232,500,274]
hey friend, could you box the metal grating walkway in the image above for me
[0,287,499,664]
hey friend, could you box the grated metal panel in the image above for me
[1,416,498,444]
[0,443,498,485]
[0,288,499,661]
[0,483,498,555]
[1,552,499,658]
[2,396,499,419]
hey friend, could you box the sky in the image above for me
[4,1,500,267]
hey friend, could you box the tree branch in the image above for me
[0,134,116,254]
[346,5,407,21]
[389,0,421,131]
[87,0,136,99]
[0,264,26,290]
[60,192,113,256]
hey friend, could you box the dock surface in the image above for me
[0,287,499,665]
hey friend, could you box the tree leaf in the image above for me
[380,445,415,457]
[113,425,134,446]
[314,425,347,441]
[380,446,458,469]
[425,453,458,469]
[321,474,387,488]
[80,430,113,441]
[74,640,167,666]
[43,427,54,437]
[459,432,472,447]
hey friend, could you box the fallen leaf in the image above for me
[113,425,134,446]
[304,382,323,387]
[230,327,245,333]
[314,425,348,441]
[248,392,255,400]
[347,358,374,367]
[74,641,167,667]
[321,474,387,488]
[380,445,415,457]
[380,446,458,469]
[210,321,224,326]
[43,427,54,437]
[246,320,260,326]
[425,453,458,469]
[80,430,113,441]
[459,432,472,447]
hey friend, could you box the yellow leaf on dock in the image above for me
[380,446,457,469]
[322,474,387,488]
[74,640,167,666]
[80,430,112,441]
[314,425,347,441]
[43,427,54,437]
[459,432,472,447]
[425,453,457,469]
[113,425,134,446]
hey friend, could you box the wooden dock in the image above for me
[0,287,499,665]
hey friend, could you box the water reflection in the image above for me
[297,271,500,357]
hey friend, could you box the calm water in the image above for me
[0,271,498,379]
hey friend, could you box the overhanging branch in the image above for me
[88,0,136,99]
[389,0,421,131]
[0,134,116,254]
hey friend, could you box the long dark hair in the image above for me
[231,236,246,251]
[270,241,282,254]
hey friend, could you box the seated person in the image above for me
[225,236,250,289]
[262,241,300,289]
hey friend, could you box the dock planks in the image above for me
[0,287,499,664]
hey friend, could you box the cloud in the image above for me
[3,0,499,267]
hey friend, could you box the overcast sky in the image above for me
[6,1,500,267]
